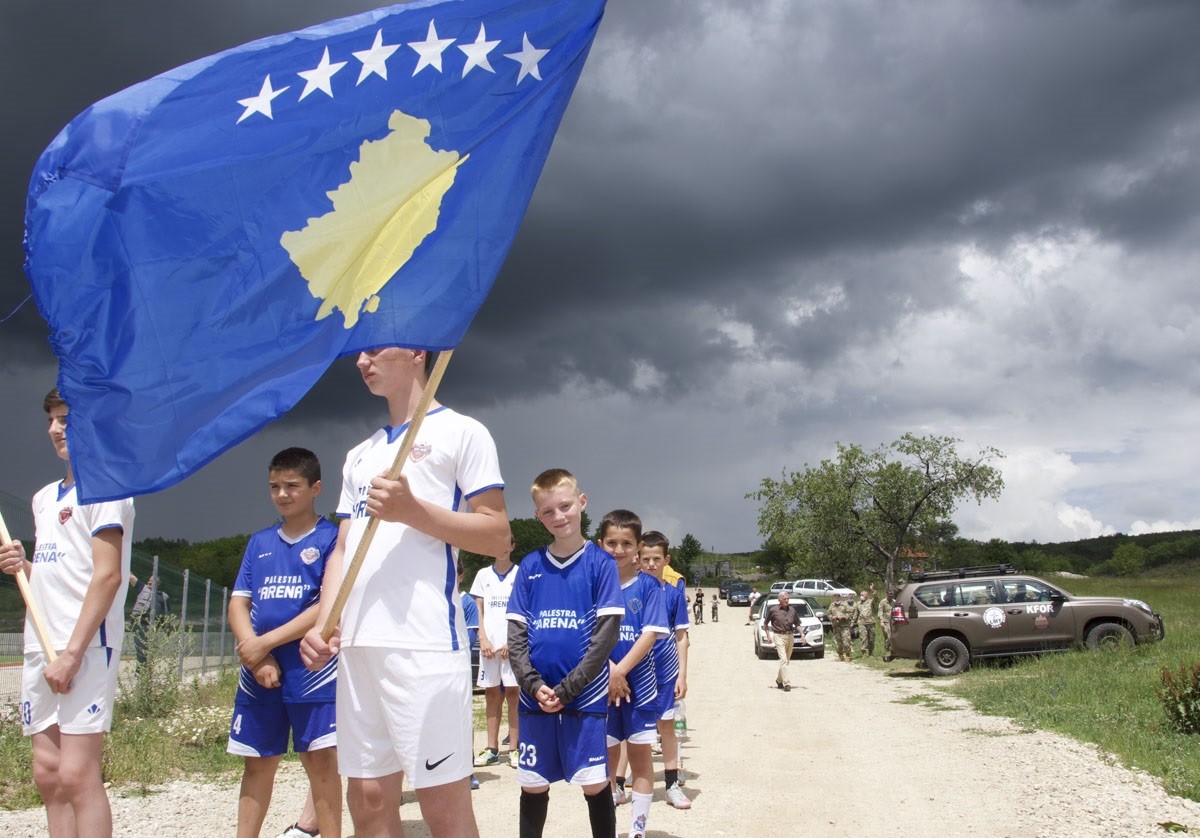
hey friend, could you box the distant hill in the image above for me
[944,529,1200,578]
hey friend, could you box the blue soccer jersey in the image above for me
[653,578,689,688]
[507,542,624,715]
[461,590,479,649]
[610,572,667,710]
[233,518,338,704]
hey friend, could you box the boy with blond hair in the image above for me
[597,510,667,838]
[506,469,624,838]
[638,531,692,809]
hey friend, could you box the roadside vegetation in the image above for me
[0,617,494,811]
[0,619,243,811]
[872,574,1200,802]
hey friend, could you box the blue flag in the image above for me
[25,0,605,503]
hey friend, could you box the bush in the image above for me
[1158,662,1200,735]
[118,614,192,718]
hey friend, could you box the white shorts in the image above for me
[336,646,472,787]
[21,647,119,736]
[477,652,517,689]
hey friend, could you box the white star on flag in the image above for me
[459,23,500,77]
[408,19,455,75]
[504,33,548,85]
[297,47,347,100]
[236,75,289,123]
[354,30,400,84]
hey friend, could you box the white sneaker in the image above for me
[664,782,692,809]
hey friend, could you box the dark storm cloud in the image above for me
[425,0,1200,403]
[3,1,1200,545]
[6,0,1199,403]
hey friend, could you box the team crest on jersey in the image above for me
[58,507,74,524]
[628,596,643,614]
[410,442,432,462]
[300,547,320,565]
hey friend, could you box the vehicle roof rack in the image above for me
[908,563,1016,582]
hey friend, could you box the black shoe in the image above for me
[783,684,792,692]
[775,681,783,689]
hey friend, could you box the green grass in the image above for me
[0,669,245,811]
[880,575,1200,801]
[893,694,954,711]
[1,671,501,811]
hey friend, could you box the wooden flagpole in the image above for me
[321,349,454,640]
[0,510,57,661]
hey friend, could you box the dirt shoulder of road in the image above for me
[7,606,1200,837]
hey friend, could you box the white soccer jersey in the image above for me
[469,563,517,650]
[335,407,504,651]
[26,481,134,653]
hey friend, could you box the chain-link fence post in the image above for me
[219,585,228,669]
[201,578,211,676]
[178,568,190,681]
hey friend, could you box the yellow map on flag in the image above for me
[281,110,468,328]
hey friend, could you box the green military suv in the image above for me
[889,564,1165,676]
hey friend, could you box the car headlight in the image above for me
[1124,598,1154,615]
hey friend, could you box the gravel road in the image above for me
[7,605,1200,836]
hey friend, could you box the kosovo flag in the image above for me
[24,0,605,503]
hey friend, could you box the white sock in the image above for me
[630,791,652,837]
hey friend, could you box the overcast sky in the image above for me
[2,0,1199,551]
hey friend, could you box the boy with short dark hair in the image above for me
[597,510,667,838]
[638,531,692,809]
[228,447,341,838]
[0,387,135,837]
[506,469,624,838]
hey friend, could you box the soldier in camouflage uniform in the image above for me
[877,589,896,661]
[827,593,854,661]
[853,590,877,657]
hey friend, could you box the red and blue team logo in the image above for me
[58,507,74,524]
[410,442,432,462]
[300,547,320,565]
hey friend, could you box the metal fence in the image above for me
[0,489,237,700]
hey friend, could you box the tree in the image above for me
[749,433,1004,594]
[178,534,249,588]
[758,537,793,579]
[510,516,553,560]
[1100,543,1146,577]
[673,533,702,580]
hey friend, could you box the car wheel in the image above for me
[924,636,969,676]
[814,648,825,659]
[1086,622,1133,651]
[755,639,768,660]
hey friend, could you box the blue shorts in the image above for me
[606,702,659,746]
[654,681,677,720]
[227,700,336,757]
[516,711,608,787]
